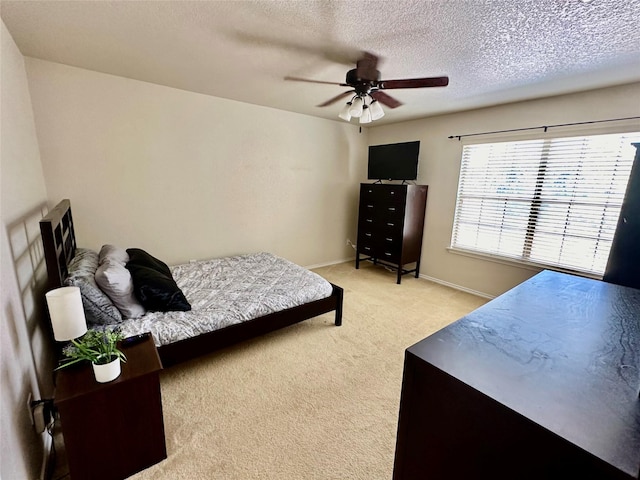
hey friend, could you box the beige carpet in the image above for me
[55,261,487,479]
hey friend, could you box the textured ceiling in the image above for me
[2,0,639,125]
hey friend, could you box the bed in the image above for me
[39,199,343,367]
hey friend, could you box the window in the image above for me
[451,132,640,276]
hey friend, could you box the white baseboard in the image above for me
[419,274,495,299]
[305,257,354,270]
[40,430,53,480]
[305,257,495,300]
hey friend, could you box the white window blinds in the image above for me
[451,132,640,276]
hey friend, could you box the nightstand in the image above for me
[55,335,166,480]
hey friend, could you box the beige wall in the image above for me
[1,20,54,480]
[369,82,640,297]
[25,59,368,268]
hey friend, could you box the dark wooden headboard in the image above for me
[39,199,76,291]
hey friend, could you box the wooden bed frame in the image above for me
[40,199,344,367]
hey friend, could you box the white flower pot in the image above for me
[92,358,121,383]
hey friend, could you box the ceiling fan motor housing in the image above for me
[346,68,381,94]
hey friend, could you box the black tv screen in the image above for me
[368,141,420,180]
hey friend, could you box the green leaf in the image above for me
[56,327,127,369]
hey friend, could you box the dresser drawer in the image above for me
[378,232,401,250]
[377,247,401,263]
[360,202,377,218]
[358,243,376,256]
[358,216,377,232]
[360,185,407,206]
[358,228,376,243]
[378,205,405,224]
[378,215,403,232]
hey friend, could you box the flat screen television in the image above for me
[368,141,420,181]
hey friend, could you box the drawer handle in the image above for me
[387,222,394,226]
[385,237,393,241]
[391,191,395,195]
[366,219,373,223]
[364,246,371,251]
[366,233,372,237]
[384,252,392,256]
[368,189,373,193]
[388,207,396,211]
[367,204,374,208]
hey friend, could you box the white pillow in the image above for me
[95,245,146,319]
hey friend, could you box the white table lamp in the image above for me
[45,286,88,341]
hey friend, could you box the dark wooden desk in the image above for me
[56,336,166,480]
[393,270,640,480]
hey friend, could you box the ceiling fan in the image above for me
[285,51,449,123]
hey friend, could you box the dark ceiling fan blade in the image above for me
[356,51,380,81]
[317,90,355,107]
[371,90,403,109]
[284,76,346,86]
[380,76,449,89]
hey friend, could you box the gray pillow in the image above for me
[96,245,146,319]
[98,244,129,265]
[64,248,123,325]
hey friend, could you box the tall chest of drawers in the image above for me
[356,183,428,284]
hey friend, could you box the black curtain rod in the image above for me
[448,116,640,141]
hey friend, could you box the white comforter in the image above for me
[116,252,333,346]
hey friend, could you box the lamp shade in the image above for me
[348,96,364,118]
[360,105,372,124]
[45,287,87,341]
[338,102,352,121]
[369,100,385,120]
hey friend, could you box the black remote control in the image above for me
[122,332,150,346]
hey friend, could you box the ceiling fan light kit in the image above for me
[339,93,383,124]
[285,51,448,125]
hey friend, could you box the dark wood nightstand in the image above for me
[55,335,166,480]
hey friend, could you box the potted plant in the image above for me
[57,327,127,383]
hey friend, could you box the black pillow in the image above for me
[127,248,172,276]
[126,248,191,312]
